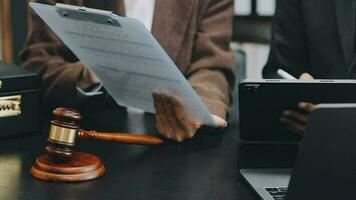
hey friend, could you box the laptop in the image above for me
[240,104,356,200]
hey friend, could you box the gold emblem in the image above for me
[0,95,22,118]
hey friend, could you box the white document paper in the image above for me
[30,3,217,127]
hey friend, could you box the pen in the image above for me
[277,69,297,80]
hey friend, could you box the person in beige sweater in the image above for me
[20,0,235,142]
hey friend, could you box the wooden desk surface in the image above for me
[0,107,298,200]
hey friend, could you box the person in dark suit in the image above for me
[20,0,235,142]
[263,0,356,134]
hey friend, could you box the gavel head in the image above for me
[45,107,82,162]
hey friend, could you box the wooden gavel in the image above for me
[46,107,163,161]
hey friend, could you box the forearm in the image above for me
[189,69,232,119]
[20,48,83,107]
[263,0,309,78]
[188,0,235,119]
[20,0,98,108]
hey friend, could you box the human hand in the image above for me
[152,92,227,142]
[280,102,316,134]
[299,73,314,80]
[279,73,315,134]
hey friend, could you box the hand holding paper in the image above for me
[153,92,227,142]
[30,3,217,128]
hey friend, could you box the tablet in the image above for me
[238,79,356,142]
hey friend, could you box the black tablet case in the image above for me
[0,62,42,136]
[239,80,356,142]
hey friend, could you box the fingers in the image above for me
[299,73,314,80]
[154,93,179,140]
[280,117,306,135]
[152,93,171,139]
[191,120,202,129]
[169,95,199,138]
[152,92,198,142]
[211,114,227,128]
[298,102,316,113]
[281,109,309,134]
[163,93,186,142]
[281,101,315,135]
[160,93,178,138]
[282,110,309,124]
[169,95,193,129]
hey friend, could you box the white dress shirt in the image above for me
[123,0,156,114]
[124,0,156,31]
[78,0,156,96]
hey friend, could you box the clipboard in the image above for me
[29,3,217,127]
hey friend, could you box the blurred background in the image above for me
[233,0,275,80]
[0,0,275,80]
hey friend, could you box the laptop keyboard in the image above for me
[265,187,288,200]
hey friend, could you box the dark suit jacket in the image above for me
[263,0,356,79]
[20,0,235,118]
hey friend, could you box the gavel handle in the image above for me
[78,130,163,145]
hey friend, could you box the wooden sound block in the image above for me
[31,152,106,182]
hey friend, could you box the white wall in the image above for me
[233,0,275,79]
[231,42,269,79]
[234,0,276,16]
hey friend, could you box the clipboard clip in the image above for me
[55,3,113,17]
